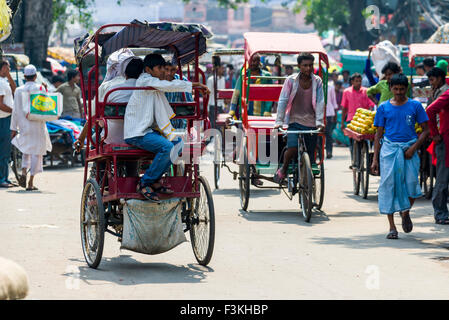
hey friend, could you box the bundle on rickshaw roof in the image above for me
[74,20,213,66]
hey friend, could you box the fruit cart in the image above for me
[344,108,377,199]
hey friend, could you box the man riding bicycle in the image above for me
[273,53,325,183]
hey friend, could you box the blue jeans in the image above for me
[0,116,11,184]
[125,131,183,187]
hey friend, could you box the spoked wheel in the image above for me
[313,145,325,210]
[299,152,314,223]
[360,141,370,199]
[10,145,22,183]
[239,142,250,211]
[189,176,215,266]
[352,140,361,196]
[80,178,106,269]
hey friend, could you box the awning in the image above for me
[243,32,328,65]
[409,43,449,66]
[76,20,213,66]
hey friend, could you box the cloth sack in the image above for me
[121,198,187,255]
[22,89,63,122]
[371,41,400,76]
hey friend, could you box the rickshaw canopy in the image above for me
[409,43,449,67]
[75,20,213,66]
[243,32,329,66]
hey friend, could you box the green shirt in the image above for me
[366,80,412,105]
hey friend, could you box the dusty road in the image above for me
[2,145,449,300]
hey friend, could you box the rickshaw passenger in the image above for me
[124,54,209,202]
[164,61,192,129]
[74,57,144,149]
[228,54,273,119]
[274,53,325,183]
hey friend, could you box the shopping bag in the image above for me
[23,89,63,122]
[371,41,400,76]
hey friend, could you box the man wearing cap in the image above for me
[0,60,16,188]
[57,69,83,119]
[10,65,52,191]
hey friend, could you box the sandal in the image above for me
[138,184,160,203]
[26,186,38,191]
[386,230,399,239]
[400,211,413,233]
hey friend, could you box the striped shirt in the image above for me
[124,72,192,140]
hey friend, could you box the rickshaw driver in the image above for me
[273,53,325,183]
[124,54,209,202]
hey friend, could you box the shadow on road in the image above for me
[213,187,280,198]
[239,209,329,226]
[64,255,214,286]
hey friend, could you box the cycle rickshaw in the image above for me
[236,32,328,222]
[408,43,449,199]
[75,20,215,269]
[209,48,244,189]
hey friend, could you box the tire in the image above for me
[80,178,106,269]
[360,141,370,199]
[214,164,220,190]
[10,145,22,183]
[352,140,360,196]
[313,143,325,210]
[299,152,314,223]
[189,176,215,266]
[239,142,250,211]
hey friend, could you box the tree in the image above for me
[6,0,97,68]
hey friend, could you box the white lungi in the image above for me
[21,154,43,176]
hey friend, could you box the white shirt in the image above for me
[0,77,14,118]
[99,77,136,144]
[326,83,338,117]
[10,81,52,155]
[207,75,225,107]
[124,73,192,140]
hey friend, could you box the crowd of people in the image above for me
[3,47,449,241]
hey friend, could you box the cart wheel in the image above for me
[189,176,215,266]
[313,146,325,210]
[299,152,314,222]
[360,141,370,199]
[214,164,220,190]
[80,178,105,269]
[352,140,360,196]
[239,143,250,211]
[10,145,22,183]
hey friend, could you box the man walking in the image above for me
[325,80,338,159]
[0,60,16,188]
[426,86,449,225]
[57,69,83,119]
[10,65,52,191]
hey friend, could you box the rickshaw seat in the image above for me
[102,143,155,158]
[217,89,234,100]
[248,84,282,102]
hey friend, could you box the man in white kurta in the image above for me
[10,65,52,190]
[124,53,209,202]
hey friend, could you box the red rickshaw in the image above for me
[75,20,215,268]
[237,32,329,222]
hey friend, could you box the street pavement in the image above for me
[2,145,449,299]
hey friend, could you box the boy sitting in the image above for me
[124,54,208,202]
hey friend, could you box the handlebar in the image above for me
[278,128,321,135]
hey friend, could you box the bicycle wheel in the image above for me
[313,144,325,210]
[80,178,106,269]
[360,141,370,199]
[10,145,22,183]
[190,176,215,266]
[239,143,250,211]
[352,140,360,196]
[299,152,314,222]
